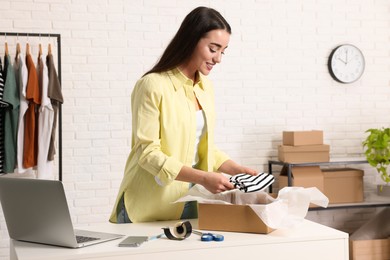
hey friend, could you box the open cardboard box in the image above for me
[176,184,329,234]
[198,192,275,234]
[198,202,274,234]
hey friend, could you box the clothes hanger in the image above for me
[26,42,30,55]
[15,34,21,60]
[39,43,43,57]
[4,33,9,56]
[48,43,52,55]
[15,42,21,59]
[26,34,30,55]
[38,34,43,58]
[5,42,8,56]
[48,33,52,55]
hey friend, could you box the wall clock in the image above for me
[328,44,365,84]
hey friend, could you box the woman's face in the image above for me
[182,29,230,79]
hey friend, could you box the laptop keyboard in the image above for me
[76,235,100,244]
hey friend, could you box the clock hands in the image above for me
[337,49,349,65]
[337,57,347,65]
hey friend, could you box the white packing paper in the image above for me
[175,185,329,229]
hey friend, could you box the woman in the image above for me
[110,6,257,223]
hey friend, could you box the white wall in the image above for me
[0,0,389,259]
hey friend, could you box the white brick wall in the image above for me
[0,0,389,259]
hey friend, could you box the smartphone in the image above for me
[118,236,149,247]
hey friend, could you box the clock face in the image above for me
[328,44,365,83]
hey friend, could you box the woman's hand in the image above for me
[239,166,258,176]
[176,166,234,194]
[201,172,234,194]
[176,164,253,194]
[218,159,258,176]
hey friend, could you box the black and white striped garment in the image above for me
[0,58,9,175]
[230,173,275,193]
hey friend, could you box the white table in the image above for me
[10,219,349,260]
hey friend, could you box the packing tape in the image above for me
[162,221,192,240]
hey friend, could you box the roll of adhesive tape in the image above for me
[162,221,192,240]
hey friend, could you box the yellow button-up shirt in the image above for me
[109,68,230,223]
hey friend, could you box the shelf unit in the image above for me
[268,159,368,187]
[268,159,390,210]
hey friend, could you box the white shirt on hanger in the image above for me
[37,54,54,179]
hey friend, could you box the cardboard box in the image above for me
[278,144,330,163]
[349,208,390,260]
[283,130,323,146]
[198,203,274,234]
[349,239,390,260]
[278,166,324,192]
[195,187,328,234]
[322,168,364,204]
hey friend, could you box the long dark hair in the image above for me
[144,6,231,76]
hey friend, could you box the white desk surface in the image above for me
[10,219,349,260]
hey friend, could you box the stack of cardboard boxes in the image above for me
[278,130,330,163]
[278,130,364,204]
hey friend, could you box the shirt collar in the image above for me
[167,68,205,91]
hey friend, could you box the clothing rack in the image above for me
[0,32,62,181]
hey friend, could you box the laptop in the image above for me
[0,177,124,248]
